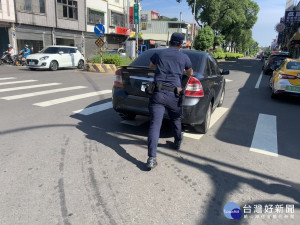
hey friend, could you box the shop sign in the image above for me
[129,7,134,24]
[116,27,130,35]
[141,22,147,30]
[285,11,300,23]
[141,14,148,22]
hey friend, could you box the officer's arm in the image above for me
[149,62,156,70]
[185,68,193,77]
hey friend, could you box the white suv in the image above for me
[26,45,85,71]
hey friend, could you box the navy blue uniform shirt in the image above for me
[150,47,192,88]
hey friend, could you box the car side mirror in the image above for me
[221,69,230,75]
[59,51,64,54]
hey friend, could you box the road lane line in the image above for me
[1,86,87,100]
[255,71,263,89]
[0,83,61,93]
[33,90,112,107]
[73,101,112,115]
[250,114,278,157]
[183,107,229,140]
[0,77,16,80]
[225,79,232,82]
[0,80,37,86]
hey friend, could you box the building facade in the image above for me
[140,10,189,48]
[0,0,15,53]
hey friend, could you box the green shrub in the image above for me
[103,54,122,66]
[88,54,133,66]
[213,48,226,59]
[225,53,244,59]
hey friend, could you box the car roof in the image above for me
[46,45,77,49]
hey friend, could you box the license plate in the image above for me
[141,83,146,92]
[285,86,300,92]
[29,62,35,65]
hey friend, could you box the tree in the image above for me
[194,25,214,51]
[176,0,259,53]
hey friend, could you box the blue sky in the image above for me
[141,0,287,47]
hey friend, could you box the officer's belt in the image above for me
[160,85,175,92]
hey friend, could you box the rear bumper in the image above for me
[112,87,207,125]
[273,79,300,96]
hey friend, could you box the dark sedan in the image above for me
[112,49,229,133]
[263,52,289,75]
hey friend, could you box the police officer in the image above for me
[147,32,193,169]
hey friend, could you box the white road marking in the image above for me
[73,101,112,115]
[255,72,263,89]
[183,107,229,140]
[1,86,87,100]
[225,79,232,82]
[0,83,61,93]
[250,114,278,157]
[33,90,112,107]
[0,77,16,80]
[0,80,37,86]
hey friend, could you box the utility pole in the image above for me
[191,0,196,48]
[134,0,139,57]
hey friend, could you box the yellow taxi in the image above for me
[269,58,300,98]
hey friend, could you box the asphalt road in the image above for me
[0,60,299,225]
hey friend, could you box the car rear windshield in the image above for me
[286,61,300,70]
[129,49,203,72]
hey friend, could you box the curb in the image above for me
[84,63,118,73]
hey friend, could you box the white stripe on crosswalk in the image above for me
[0,83,61,93]
[1,86,87,100]
[33,90,112,107]
[183,107,229,140]
[250,114,278,157]
[0,80,37,86]
[0,77,16,81]
[225,79,232,82]
[73,101,112,115]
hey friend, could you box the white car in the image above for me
[26,45,85,71]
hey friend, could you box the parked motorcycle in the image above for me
[0,51,15,65]
[14,51,27,66]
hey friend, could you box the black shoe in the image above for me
[147,157,157,169]
[174,139,182,150]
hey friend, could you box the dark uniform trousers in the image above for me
[148,90,182,157]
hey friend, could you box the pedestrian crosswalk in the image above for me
[0,76,113,114]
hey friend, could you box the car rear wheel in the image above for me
[119,113,136,120]
[77,60,84,69]
[49,60,58,71]
[193,102,212,134]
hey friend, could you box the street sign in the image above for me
[95,37,104,48]
[94,24,105,36]
[134,4,139,24]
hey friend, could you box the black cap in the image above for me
[170,32,184,45]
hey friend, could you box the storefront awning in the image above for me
[291,32,300,41]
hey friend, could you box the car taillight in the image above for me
[114,69,123,87]
[279,74,297,79]
[185,77,204,97]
